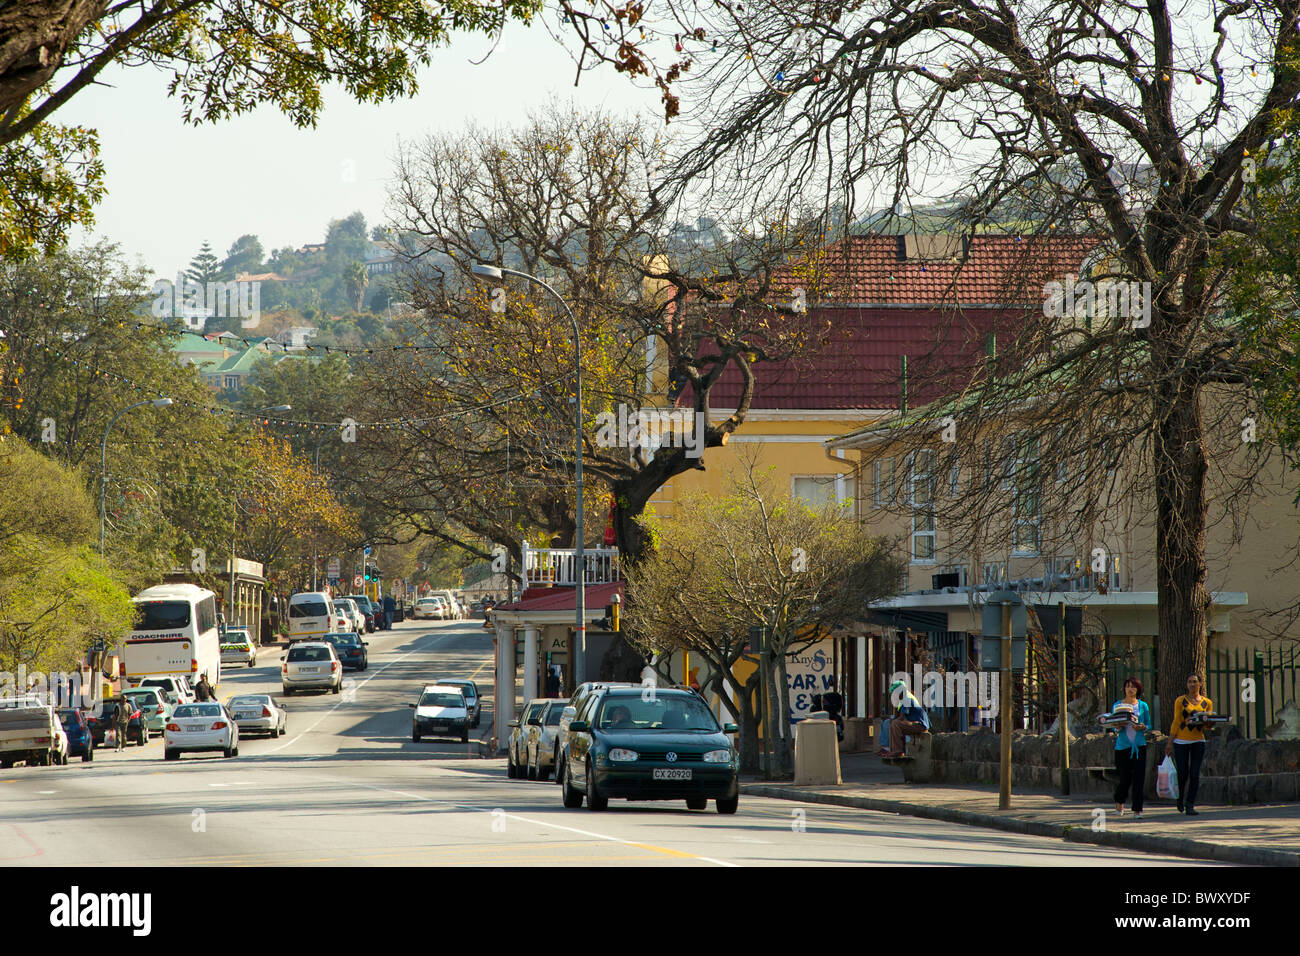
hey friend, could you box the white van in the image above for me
[287,591,336,643]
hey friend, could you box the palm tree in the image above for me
[344,261,369,312]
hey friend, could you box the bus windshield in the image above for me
[136,601,191,630]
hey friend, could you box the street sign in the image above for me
[981,590,1027,669]
[353,574,363,588]
[364,545,371,556]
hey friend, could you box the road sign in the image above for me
[328,557,340,574]
[364,545,371,556]
[981,590,1027,668]
[353,574,363,588]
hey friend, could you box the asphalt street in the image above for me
[0,619,1225,866]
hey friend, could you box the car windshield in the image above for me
[420,693,463,708]
[174,704,221,718]
[229,696,268,707]
[544,706,564,726]
[288,646,332,662]
[289,600,328,618]
[596,696,720,732]
[135,600,190,630]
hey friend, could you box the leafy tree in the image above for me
[626,463,904,774]
[0,0,542,254]
[344,261,369,312]
[0,437,134,674]
[221,234,265,279]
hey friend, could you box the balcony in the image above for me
[521,542,622,586]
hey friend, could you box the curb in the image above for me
[740,784,1300,867]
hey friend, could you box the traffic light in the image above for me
[364,564,374,582]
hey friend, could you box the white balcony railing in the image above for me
[521,543,621,586]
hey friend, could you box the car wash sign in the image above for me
[786,640,835,722]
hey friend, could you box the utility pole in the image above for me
[1059,600,1070,794]
[999,602,1013,810]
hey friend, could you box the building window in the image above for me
[1012,434,1041,555]
[982,562,1007,587]
[224,375,240,389]
[910,450,936,563]
[948,455,960,496]
[792,474,854,509]
[872,458,895,508]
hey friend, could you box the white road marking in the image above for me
[351,781,739,867]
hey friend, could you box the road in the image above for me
[0,618,1221,866]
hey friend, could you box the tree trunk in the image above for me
[1152,369,1210,732]
[774,646,794,775]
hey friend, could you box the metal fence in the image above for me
[1105,643,1300,739]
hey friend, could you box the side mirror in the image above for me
[723,723,738,734]
[362,642,369,647]
[407,703,417,709]
[508,720,519,728]
[569,720,590,733]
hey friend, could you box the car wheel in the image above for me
[686,796,708,811]
[164,749,178,761]
[717,795,739,815]
[526,756,537,780]
[561,758,583,808]
[412,727,422,743]
[332,682,341,695]
[537,761,551,782]
[224,745,234,758]
[232,743,239,757]
[585,759,608,811]
[249,659,255,669]
[283,688,293,697]
[506,748,517,778]
[82,748,93,763]
[461,730,469,744]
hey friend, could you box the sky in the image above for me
[63,22,663,280]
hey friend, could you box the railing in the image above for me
[521,543,622,586]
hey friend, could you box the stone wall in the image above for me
[925,729,1300,804]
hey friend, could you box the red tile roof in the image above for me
[496,581,625,613]
[697,234,1095,411]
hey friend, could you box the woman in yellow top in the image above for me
[1165,673,1213,816]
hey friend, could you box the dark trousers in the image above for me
[1113,745,1146,812]
[1172,741,1205,809]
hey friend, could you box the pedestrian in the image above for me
[545,667,560,698]
[194,672,214,702]
[1166,673,1213,816]
[1111,677,1151,818]
[383,594,395,630]
[883,679,930,757]
[112,697,129,751]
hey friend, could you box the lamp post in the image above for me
[100,398,173,556]
[472,263,586,684]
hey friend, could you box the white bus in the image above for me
[287,591,341,642]
[123,584,222,692]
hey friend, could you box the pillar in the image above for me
[494,621,515,752]
[523,625,539,703]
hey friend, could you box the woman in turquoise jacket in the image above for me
[1112,677,1152,817]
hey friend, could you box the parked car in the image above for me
[0,696,68,767]
[225,694,287,738]
[334,598,366,634]
[164,701,239,759]
[57,708,95,762]
[558,686,739,813]
[122,686,172,734]
[343,595,377,633]
[220,628,258,668]
[431,678,480,727]
[507,700,547,778]
[139,676,194,707]
[409,685,470,743]
[281,642,343,695]
[85,697,151,747]
[526,699,566,781]
[320,631,368,671]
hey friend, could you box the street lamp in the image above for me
[472,262,587,684]
[100,398,173,555]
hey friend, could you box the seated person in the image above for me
[885,679,930,757]
[603,704,635,730]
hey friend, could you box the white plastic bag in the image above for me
[1157,755,1179,799]
[105,728,117,749]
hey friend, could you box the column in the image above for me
[523,625,539,703]
[494,621,515,752]
[856,636,867,717]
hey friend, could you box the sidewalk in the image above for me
[741,753,1300,866]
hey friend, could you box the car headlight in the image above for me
[608,748,639,762]
[703,749,733,763]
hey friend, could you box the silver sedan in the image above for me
[224,694,288,738]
